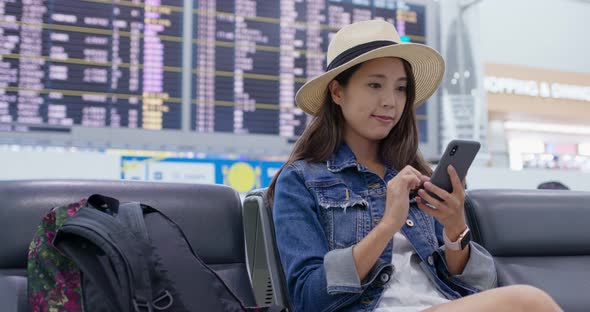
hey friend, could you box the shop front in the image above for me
[484,63,590,172]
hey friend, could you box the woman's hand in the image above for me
[381,165,430,234]
[415,165,467,238]
[353,165,428,281]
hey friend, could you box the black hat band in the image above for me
[326,40,398,71]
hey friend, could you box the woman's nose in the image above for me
[382,94,396,108]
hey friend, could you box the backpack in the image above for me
[27,194,285,312]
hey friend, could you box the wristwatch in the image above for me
[443,226,471,251]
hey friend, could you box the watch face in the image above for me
[460,230,472,250]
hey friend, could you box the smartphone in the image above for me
[414,139,481,202]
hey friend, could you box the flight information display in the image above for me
[1,0,429,140]
[0,0,183,131]
[192,0,428,139]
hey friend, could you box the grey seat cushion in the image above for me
[465,189,590,312]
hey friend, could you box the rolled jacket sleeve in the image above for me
[440,242,498,291]
[435,220,498,292]
[323,246,361,292]
[324,246,393,295]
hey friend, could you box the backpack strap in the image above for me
[144,205,286,312]
[54,201,155,312]
[116,202,173,311]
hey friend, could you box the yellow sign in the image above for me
[222,162,261,193]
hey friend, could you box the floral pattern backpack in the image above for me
[26,195,286,312]
[27,199,86,311]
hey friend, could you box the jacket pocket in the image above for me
[308,180,368,250]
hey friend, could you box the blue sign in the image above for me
[121,156,285,193]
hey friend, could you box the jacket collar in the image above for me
[327,142,360,172]
[327,142,398,176]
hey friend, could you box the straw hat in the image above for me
[295,19,445,115]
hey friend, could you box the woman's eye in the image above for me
[397,86,408,92]
[368,83,382,89]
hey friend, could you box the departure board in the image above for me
[192,0,428,139]
[0,0,183,132]
[1,0,430,141]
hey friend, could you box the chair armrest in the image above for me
[244,189,292,311]
[0,275,29,312]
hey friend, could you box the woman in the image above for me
[268,19,561,312]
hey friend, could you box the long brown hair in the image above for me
[267,59,432,204]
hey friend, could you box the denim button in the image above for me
[427,255,434,266]
[406,219,414,227]
[380,273,390,283]
[368,183,380,189]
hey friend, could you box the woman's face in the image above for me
[329,57,408,145]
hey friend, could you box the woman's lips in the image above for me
[372,115,394,123]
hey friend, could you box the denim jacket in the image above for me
[273,143,497,312]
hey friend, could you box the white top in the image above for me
[375,232,450,311]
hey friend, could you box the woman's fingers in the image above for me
[448,165,465,195]
[416,197,443,218]
[422,181,452,202]
[417,188,445,210]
